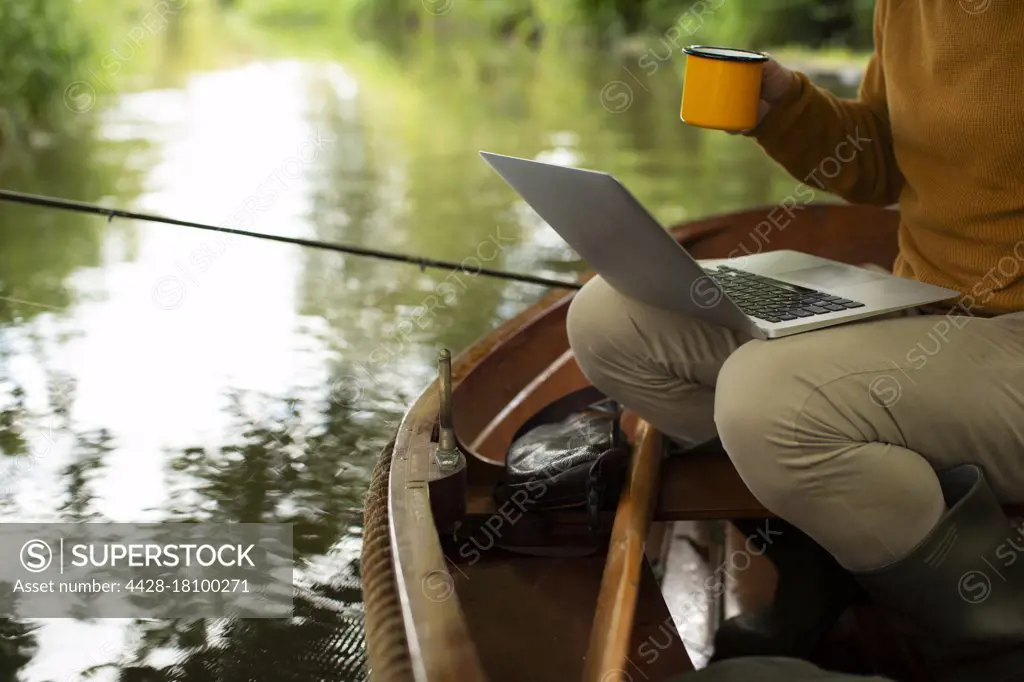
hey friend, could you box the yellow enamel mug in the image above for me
[680,45,768,132]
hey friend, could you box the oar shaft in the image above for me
[582,419,664,682]
[0,188,582,291]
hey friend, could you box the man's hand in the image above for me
[728,57,797,136]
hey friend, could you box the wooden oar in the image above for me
[581,418,664,682]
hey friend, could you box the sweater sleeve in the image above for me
[750,1,903,206]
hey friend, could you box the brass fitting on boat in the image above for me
[435,348,464,473]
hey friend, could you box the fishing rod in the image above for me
[0,189,583,291]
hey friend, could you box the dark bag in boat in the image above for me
[493,387,630,522]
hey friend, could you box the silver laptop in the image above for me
[480,151,959,340]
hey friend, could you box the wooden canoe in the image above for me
[361,202,959,682]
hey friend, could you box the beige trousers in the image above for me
[567,276,1024,571]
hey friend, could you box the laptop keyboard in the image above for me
[706,266,865,324]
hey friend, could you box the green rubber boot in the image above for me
[710,518,864,662]
[855,464,1024,682]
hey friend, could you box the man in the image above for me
[567,2,1024,680]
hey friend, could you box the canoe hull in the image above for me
[373,203,905,682]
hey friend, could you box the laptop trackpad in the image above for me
[780,263,889,288]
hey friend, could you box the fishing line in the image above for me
[0,188,583,291]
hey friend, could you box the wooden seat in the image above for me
[656,445,1024,520]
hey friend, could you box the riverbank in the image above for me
[770,46,869,84]
[617,33,869,84]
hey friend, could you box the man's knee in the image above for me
[566,276,639,382]
[714,340,813,511]
[714,340,778,462]
[566,276,606,356]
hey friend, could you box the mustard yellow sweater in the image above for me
[754,0,1024,315]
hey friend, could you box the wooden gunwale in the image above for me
[388,286,574,682]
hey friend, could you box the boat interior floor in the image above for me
[451,549,693,682]
[440,512,909,680]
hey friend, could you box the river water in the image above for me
[0,13,856,681]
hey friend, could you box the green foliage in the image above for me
[238,0,353,25]
[0,0,195,147]
[637,0,875,50]
[230,0,876,48]
[0,0,94,142]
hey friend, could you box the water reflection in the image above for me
[0,15,858,680]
